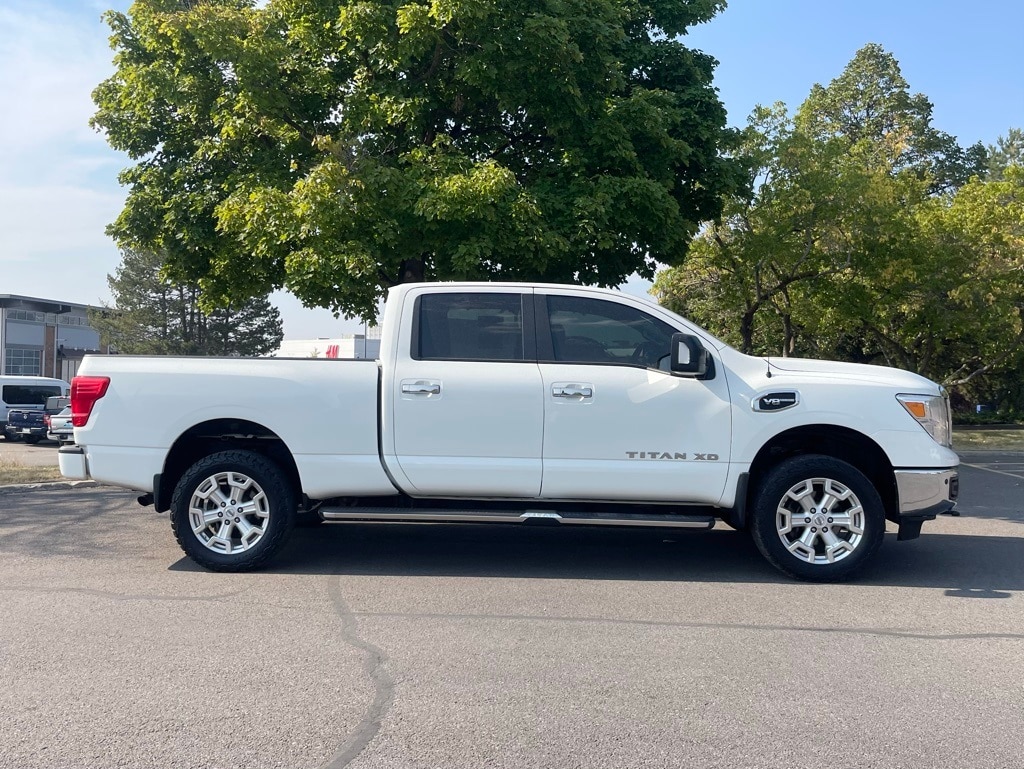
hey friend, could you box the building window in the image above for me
[7,310,45,322]
[4,348,42,375]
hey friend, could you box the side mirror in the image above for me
[670,333,709,377]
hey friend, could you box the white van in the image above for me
[0,376,71,436]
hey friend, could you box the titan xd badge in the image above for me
[625,452,720,461]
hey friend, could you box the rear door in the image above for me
[388,288,545,497]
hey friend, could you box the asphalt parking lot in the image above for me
[0,437,64,467]
[1,457,1022,769]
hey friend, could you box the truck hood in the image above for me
[764,357,940,392]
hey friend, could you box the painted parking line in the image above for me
[960,462,1024,480]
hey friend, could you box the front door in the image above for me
[537,293,732,504]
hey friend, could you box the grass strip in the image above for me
[0,459,64,486]
[954,429,1024,452]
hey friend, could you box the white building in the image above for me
[272,330,381,360]
[0,295,106,380]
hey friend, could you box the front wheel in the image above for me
[170,450,297,572]
[750,454,885,582]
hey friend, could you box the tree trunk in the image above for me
[399,257,425,284]
[782,313,795,357]
[740,309,755,355]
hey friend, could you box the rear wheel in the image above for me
[170,450,296,572]
[751,454,885,582]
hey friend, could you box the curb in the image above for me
[953,424,1024,432]
[0,480,100,494]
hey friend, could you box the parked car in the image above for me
[0,377,70,439]
[46,405,73,446]
[4,396,70,444]
[59,282,958,581]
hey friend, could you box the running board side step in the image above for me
[319,507,715,529]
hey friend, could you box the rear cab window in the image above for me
[413,293,528,362]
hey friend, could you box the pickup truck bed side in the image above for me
[70,356,394,498]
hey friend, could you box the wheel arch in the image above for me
[154,419,300,512]
[740,424,898,527]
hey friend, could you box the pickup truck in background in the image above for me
[46,406,74,446]
[5,396,70,444]
[59,283,959,581]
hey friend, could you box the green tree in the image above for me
[91,249,284,356]
[654,45,1024,408]
[92,0,739,321]
[797,43,986,194]
[988,128,1024,180]
[654,102,902,355]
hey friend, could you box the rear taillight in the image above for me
[44,414,51,428]
[71,376,110,427]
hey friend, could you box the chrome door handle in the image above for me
[552,385,593,398]
[402,383,441,395]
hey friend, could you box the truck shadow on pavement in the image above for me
[2,487,1016,596]
[188,521,1024,596]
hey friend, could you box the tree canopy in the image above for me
[90,248,285,356]
[655,45,1024,410]
[92,0,739,321]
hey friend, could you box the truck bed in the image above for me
[72,356,395,498]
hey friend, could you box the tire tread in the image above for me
[750,454,885,582]
[170,449,295,572]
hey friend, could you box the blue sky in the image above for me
[1,0,1021,338]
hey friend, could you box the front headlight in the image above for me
[896,392,952,447]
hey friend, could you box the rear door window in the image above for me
[414,293,526,361]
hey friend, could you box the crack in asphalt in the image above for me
[353,611,1024,641]
[0,585,246,603]
[322,578,395,769]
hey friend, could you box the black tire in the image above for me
[170,450,297,572]
[23,435,42,445]
[750,454,885,582]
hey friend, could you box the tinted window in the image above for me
[546,296,676,368]
[416,293,524,361]
[2,385,63,405]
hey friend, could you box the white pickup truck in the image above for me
[59,282,958,581]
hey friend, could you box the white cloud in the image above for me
[0,1,126,305]
[0,183,124,258]
[0,2,117,183]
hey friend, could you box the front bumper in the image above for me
[895,468,958,516]
[892,468,958,540]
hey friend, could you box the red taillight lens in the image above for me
[44,414,51,428]
[71,376,110,427]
